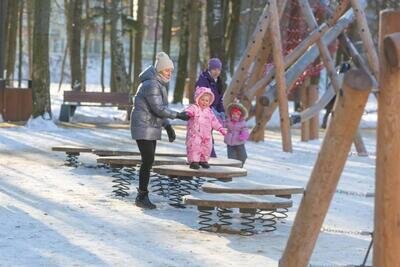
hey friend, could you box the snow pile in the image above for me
[25,114,61,131]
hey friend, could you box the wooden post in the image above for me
[299,0,341,93]
[249,101,278,142]
[350,0,379,80]
[280,69,372,267]
[269,0,292,152]
[374,10,400,267]
[222,2,271,108]
[308,82,319,140]
[300,83,310,142]
[327,0,350,26]
[353,131,368,156]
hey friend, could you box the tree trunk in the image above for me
[152,0,161,64]
[69,0,82,91]
[188,0,201,103]
[128,0,133,81]
[101,0,106,92]
[5,0,19,83]
[32,0,51,118]
[173,0,190,104]
[27,0,33,79]
[162,0,173,56]
[226,0,240,76]
[17,0,23,87]
[110,0,131,93]
[0,0,8,80]
[206,0,228,85]
[133,0,144,93]
[81,0,90,92]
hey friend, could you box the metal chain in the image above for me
[335,189,374,198]
[321,226,372,237]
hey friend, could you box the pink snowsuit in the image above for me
[185,87,224,163]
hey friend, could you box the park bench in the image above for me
[183,193,292,235]
[59,91,130,122]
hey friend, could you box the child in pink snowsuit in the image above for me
[185,87,227,169]
[224,102,249,167]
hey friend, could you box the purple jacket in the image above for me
[224,119,249,146]
[195,70,225,113]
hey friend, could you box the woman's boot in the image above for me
[135,188,156,209]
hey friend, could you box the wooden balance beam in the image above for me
[202,180,304,198]
[183,193,292,235]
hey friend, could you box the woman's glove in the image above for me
[164,125,176,142]
[176,111,189,121]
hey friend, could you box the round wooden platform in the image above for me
[152,165,247,179]
[97,156,187,166]
[183,193,292,209]
[51,146,92,153]
[202,180,304,195]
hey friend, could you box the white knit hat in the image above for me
[155,52,174,72]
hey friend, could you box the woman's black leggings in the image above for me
[136,140,157,191]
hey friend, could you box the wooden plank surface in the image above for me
[97,156,187,166]
[52,146,93,153]
[202,181,304,195]
[183,193,292,209]
[152,165,247,179]
[92,149,186,157]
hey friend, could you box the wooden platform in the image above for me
[97,156,187,166]
[92,149,186,157]
[152,165,247,179]
[51,146,92,154]
[183,193,292,210]
[202,181,304,196]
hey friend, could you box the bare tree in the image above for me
[81,0,91,91]
[66,0,83,91]
[152,0,161,64]
[173,0,190,104]
[110,0,131,92]
[188,0,201,103]
[5,0,19,83]
[0,0,8,80]
[32,0,51,118]
[133,0,144,92]
[162,0,174,56]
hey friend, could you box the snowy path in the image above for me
[0,123,375,266]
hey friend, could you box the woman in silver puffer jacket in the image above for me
[130,52,188,209]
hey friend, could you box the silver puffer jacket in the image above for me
[130,66,177,140]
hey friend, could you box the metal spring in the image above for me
[240,210,256,236]
[258,209,277,232]
[109,166,131,197]
[150,173,168,197]
[168,178,185,208]
[274,208,289,220]
[123,167,137,181]
[193,176,207,188]
[65,153,79,167]
[216,208,233,226]
[198,207,214,231]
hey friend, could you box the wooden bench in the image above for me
[59,91,130,122]
[183,193,292,235]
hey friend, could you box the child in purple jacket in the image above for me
[224,102,249,167]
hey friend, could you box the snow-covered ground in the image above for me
[0,84,376,266]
